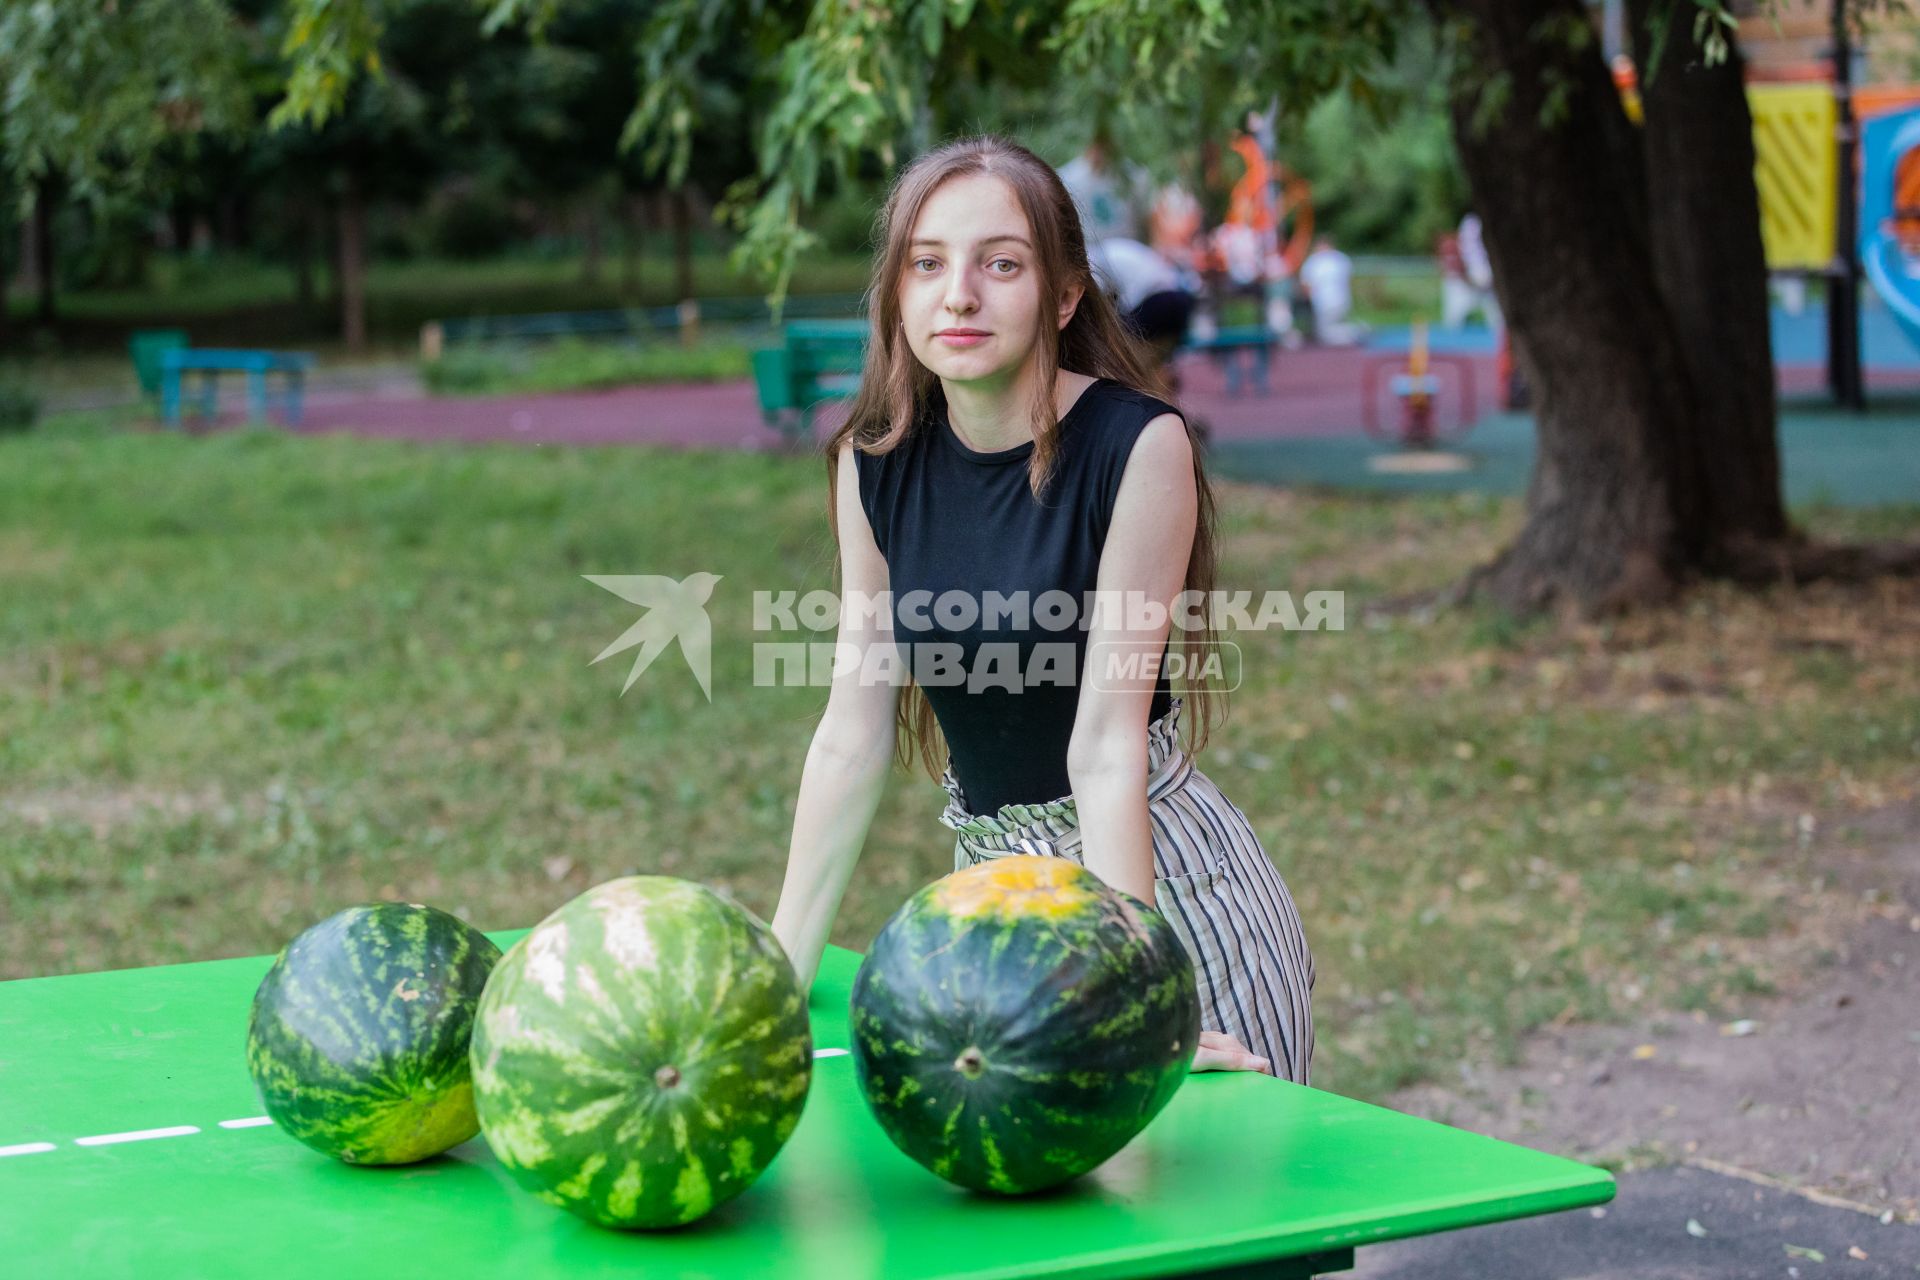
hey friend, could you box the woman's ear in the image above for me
[1057,280,1085,331]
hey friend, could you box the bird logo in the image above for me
[583,572,723,700]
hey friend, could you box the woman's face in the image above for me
[897,172,1078,386]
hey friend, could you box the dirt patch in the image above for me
[0,784,237,837]
[1388,801,1920,1222]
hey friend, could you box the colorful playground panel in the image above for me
[1,934,1613,1279]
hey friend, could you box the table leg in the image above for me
[248,370,268,425]
[161,369,181,429]
[1173,1247,1354,1279]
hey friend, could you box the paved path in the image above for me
[157,302,1920,463]
[283,344,1499,451]
[1353,1166,1914,1278]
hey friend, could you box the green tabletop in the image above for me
[0,933,1611,1278]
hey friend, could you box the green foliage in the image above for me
[268,0,1415,307]
[1286,22,1468,254]
[0,0,253,201]
[0,383,40,434]
[425,186,528,260]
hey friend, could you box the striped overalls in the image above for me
[936,697,1317,1083]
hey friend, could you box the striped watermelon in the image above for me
[470,876,812,1229]
[851,855,1200,1194]
[246,902,501,1165]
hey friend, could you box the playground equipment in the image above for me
[1361,323,1478,449]
[1613,36,1920,406]
[1861,106,1920,353]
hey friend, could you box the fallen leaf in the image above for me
[1686,1218,1708,1238]
[1632,1044,1658,1060]
[1783,1243,1826,1262]
[1848,1246,1867,1261]
[1721,1019,1758,1037]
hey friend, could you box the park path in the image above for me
[279,346,1504,450]
[167,316,1919,452]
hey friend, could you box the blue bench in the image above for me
[751,319,869,440]
[159,349,316,429]
[1179,324,1278,396]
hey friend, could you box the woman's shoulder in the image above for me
[1068,375,1184,462]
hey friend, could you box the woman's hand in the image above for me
[1190,1030,1270,1074]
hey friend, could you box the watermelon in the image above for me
[850,855,1200,1195]
[246,902,501,1165]
[470,876,812,1229]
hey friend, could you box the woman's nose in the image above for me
[943,264,979,314]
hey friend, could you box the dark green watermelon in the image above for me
[851,854,1200,1195]
[247,902,501,1165]
[470,876,812,1229]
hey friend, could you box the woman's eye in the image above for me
[913,258,938,272]
[991,260,1018,273]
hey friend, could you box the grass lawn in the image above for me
[3,412,1915,1102]
[421,335,758,395]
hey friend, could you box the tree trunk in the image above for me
[1431,0,1701,612]
[337,172,368,351]
[1627,0,1790,556]
[294,201,316,312]
[671,187,694,301]
[34,176,57,324]
[15,215,34,302]
[621,193,644,297]
[580,197,604,285]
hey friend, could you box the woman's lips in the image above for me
[935,331,990,347]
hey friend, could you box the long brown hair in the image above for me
[822,134,1226,784]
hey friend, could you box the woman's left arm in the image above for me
[1067,412,1195,906]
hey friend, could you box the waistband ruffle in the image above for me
[936,696,1191,857]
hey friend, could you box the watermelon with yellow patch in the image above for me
[850,855,1200,1194]
[470,876,812,1229]
[246,902,502,1165]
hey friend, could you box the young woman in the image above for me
[770,136,1315,1081]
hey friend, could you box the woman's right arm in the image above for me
[770,441,903,991]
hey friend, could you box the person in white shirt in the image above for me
[1445,212,1504,337]
[1057,139,1152,246]
[1297,235,1364,346]
[1087,237,1198,388]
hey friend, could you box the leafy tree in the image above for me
[0,0,251,323]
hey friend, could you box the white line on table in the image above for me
[74,1126,201,1147]
[11,1057,852,1155]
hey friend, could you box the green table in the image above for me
[0,936,1611,1278]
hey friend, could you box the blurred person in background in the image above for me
[1057,134,1153,247]
[1297,234,1364,347]
[1443,211,1503,337]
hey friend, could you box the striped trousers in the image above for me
[935,697,1317,1084]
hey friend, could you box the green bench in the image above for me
[751,319,870,440]
[1180,324,1278,396]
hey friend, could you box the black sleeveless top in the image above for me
[854,377,1178,816]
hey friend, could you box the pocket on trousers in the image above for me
[1154,863,1227,901]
